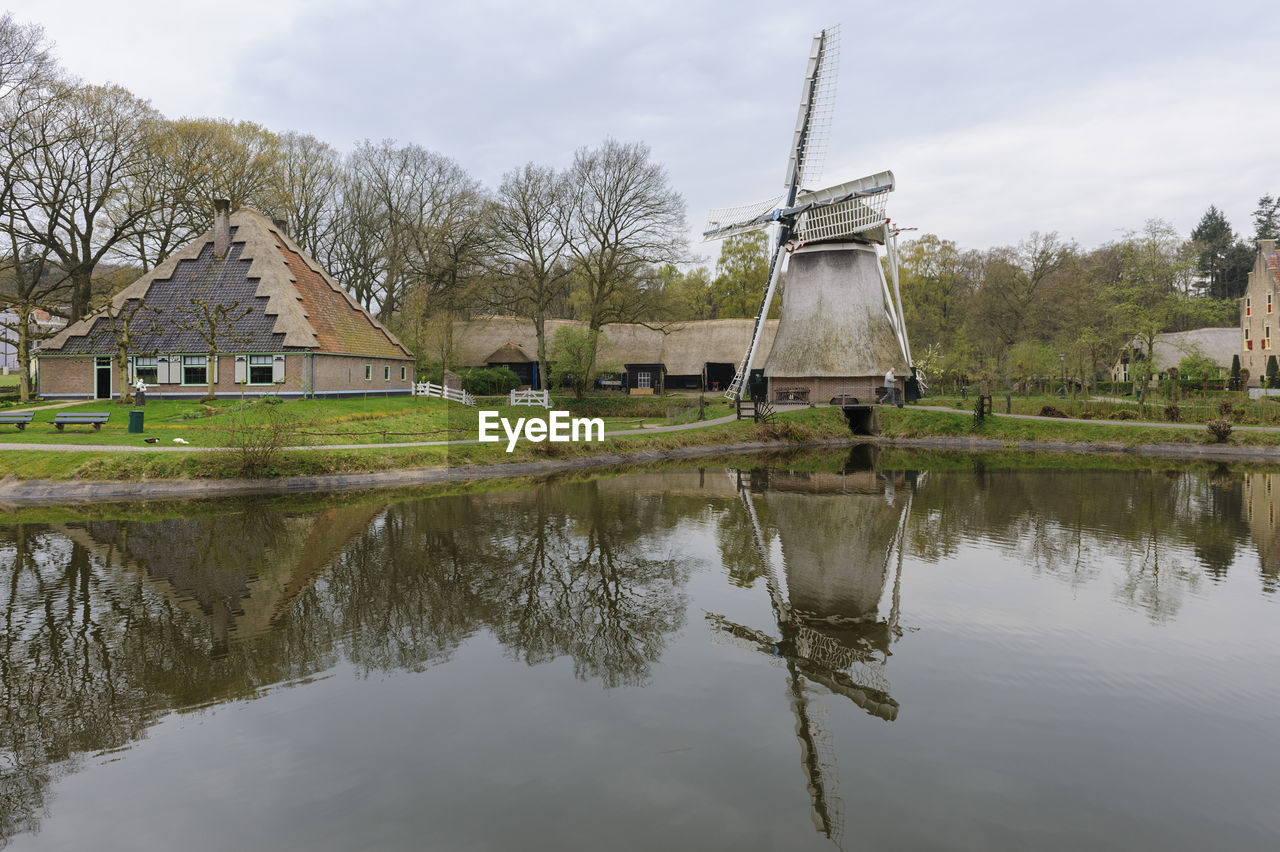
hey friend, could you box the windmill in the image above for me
[705,25,914,403]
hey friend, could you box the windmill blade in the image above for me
[791,170,894,244]
[702,193,784,241]
[724,236,788,400]
[783,25,840,195]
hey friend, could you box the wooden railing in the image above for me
[413,381,475,406]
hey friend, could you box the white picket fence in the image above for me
[509,388,552,408]
[413,381,476,406]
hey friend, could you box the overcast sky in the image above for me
[12,0,1280,263]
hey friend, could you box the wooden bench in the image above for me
[0,412,35,430]
[52,412,111,431]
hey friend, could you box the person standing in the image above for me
[883,366,897,406]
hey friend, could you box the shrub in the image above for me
[1113,410,1138,420]
[221,404,307,477]
[461,366,521,396]
[1219,400,1234,417]
[1038,405,1067,418]
[1206,419,1233,443]
[1163,404,1181,422]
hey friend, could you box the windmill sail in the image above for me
[784,24,840,194]
[716,25,841,401]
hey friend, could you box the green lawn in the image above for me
[923,391,1280,426]
[0,393,738,448]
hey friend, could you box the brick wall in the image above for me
[38,353,414,398]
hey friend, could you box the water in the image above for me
[2,450,1280,850]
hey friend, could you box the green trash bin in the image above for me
[128,409,144,434]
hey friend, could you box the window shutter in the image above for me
[127,356,134,382]
[211,356,219,384]
[272,355,285,383]
[234,356,247,383]
[158,356,174,384]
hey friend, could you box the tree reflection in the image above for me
[0,483,693,844]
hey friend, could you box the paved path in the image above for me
[0,413,741,452]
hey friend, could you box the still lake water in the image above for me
[3,450,1280,851]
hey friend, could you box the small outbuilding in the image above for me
[483,341,537,388]
[38,204,414,399]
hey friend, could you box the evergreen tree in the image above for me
[1191,206,1249,298]
[1267,355,1279,389]
[1253,194,1280,243]
[1231,353,1241,391]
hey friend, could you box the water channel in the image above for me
[2,448,1279,850]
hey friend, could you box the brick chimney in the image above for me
[213,199,231,257]
[272,218,289,237]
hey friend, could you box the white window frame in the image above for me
[248,354,274,386]
[181,354,208,386]
[636,370,652,389]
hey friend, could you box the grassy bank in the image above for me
[6,440,1278,526]
[926,392,1280,426]
[0,394,733,447]
[9,396,1280,485]
[0,404,848,481]
[881,406,1280,446]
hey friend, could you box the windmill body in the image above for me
[705,26,915,404]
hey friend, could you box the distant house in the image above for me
[1241,239,1279,385]
[38,205,413,399]
[450,316,779,392]
[1,309,66,370]
[483,341,537,387]
[1111,327,1239,384]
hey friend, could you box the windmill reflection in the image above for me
[707,445,910,848]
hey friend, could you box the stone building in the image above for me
[38,204,413,399]
[1240,239,1279,385]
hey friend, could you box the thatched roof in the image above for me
[484,341,533,363]
[453,317,779,374]
[43,209,411,359]
[1146,327,1239,371]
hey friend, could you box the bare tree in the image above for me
[565,139,687,331]
[486,163,574,388]
[325,140,486,360]
[113,118,282,273]
[266,131,340,254]
[7,81,160,320]
[0,13,60,400]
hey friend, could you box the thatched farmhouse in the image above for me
[1110,327,1238,384]
[451,317,780,393]
[1241,239,1279,384]
[38,204,413,399]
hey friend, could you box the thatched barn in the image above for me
[451,317,779,393]
[38,204,414,399]
[1110,327,1238,385]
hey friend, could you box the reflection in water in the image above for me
[708,455,908,849]
[2,453,1280,848]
